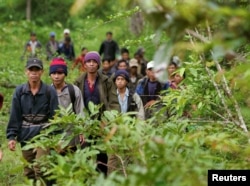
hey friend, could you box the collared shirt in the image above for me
[6,81,59,142]
[117,88,129,113]
[52,83,84,116]
[29,41,38,55]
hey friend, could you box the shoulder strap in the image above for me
[67,84,76,113]
[46,85,51,102]
[127,91,137,112]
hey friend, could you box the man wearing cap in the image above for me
[6,58,59,184]
[46,31,59,60]
[49,57,85,153]
[74,51,120,175]
[136,61,164,119]
[21,32,42,60]
[58,36,75,61]
[60,28,74,46]
[134,47,148,76]
[129,58,143,93]
[108,69,144,174]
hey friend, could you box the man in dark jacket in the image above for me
[74,51,120,176]
[99,31,119,61]
[6,58,59,184]
[136,61,164,119]
[46,32,59,60]
[58,36,75,61]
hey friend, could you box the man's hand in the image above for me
[144,100,156,109]
[79,134,85,145]
[8,140,16,151]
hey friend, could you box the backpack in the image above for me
[127,92,138,113]
[67,84,76,113]
[20,83,76,113]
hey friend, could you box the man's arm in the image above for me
[49,87,59,118]
[99,42,104,56]
[73,86,85,117]
[71,45,75,59]
[115,41,120,58]
[6,86,23,141]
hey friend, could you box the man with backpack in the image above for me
[57,36,75,61]
[74,51,120,176]
[114,69,144,120]
[49,57,85,153]
[136,61,164,119]
[108,69,145,174]
[21,32,42,60]
[6,58,59,184]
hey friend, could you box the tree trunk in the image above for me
[26,0,31,21]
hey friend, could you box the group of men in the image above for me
[3,29,186,185]
[21,28,75,61]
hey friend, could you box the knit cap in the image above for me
[49,58,68,76]
[84,51,101,65]
[114,70,130,82]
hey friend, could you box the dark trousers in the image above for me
[82,135,108,176]
[96,152,108,176]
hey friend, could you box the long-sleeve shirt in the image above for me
[99,40,119,61]
[6,82,59,143]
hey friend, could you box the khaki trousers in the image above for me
[22,147,49,180]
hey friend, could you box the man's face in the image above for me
[31,35,36,42]
[50,36,55,41]
[122,52,129,60]
[115,76,128,89]
[106,34,112,41]
[146,68,156,81]
[81,49,88,56]
[130,66,137,74]
[84,60,99,73]
[102,61,110,71]
[174,73,184,85]
[64,33,70,37]
[25,67,43,83]
[117,62,127,70]
[167,64,177,76]
[50,72,65,86]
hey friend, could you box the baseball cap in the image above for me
[129,58,139,68]
[147,61,154,69]
[50,32,56,37]
[26,58,43,69]
[30,32,36,36]
[63,28,70,34]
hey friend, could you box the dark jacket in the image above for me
[74,71,120,113]
[46,40,59,60]
[129,74,144,93]
[99,40,119,61]
[58,43,75,61]
[6,82,59,143]
[135,77,163,106]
